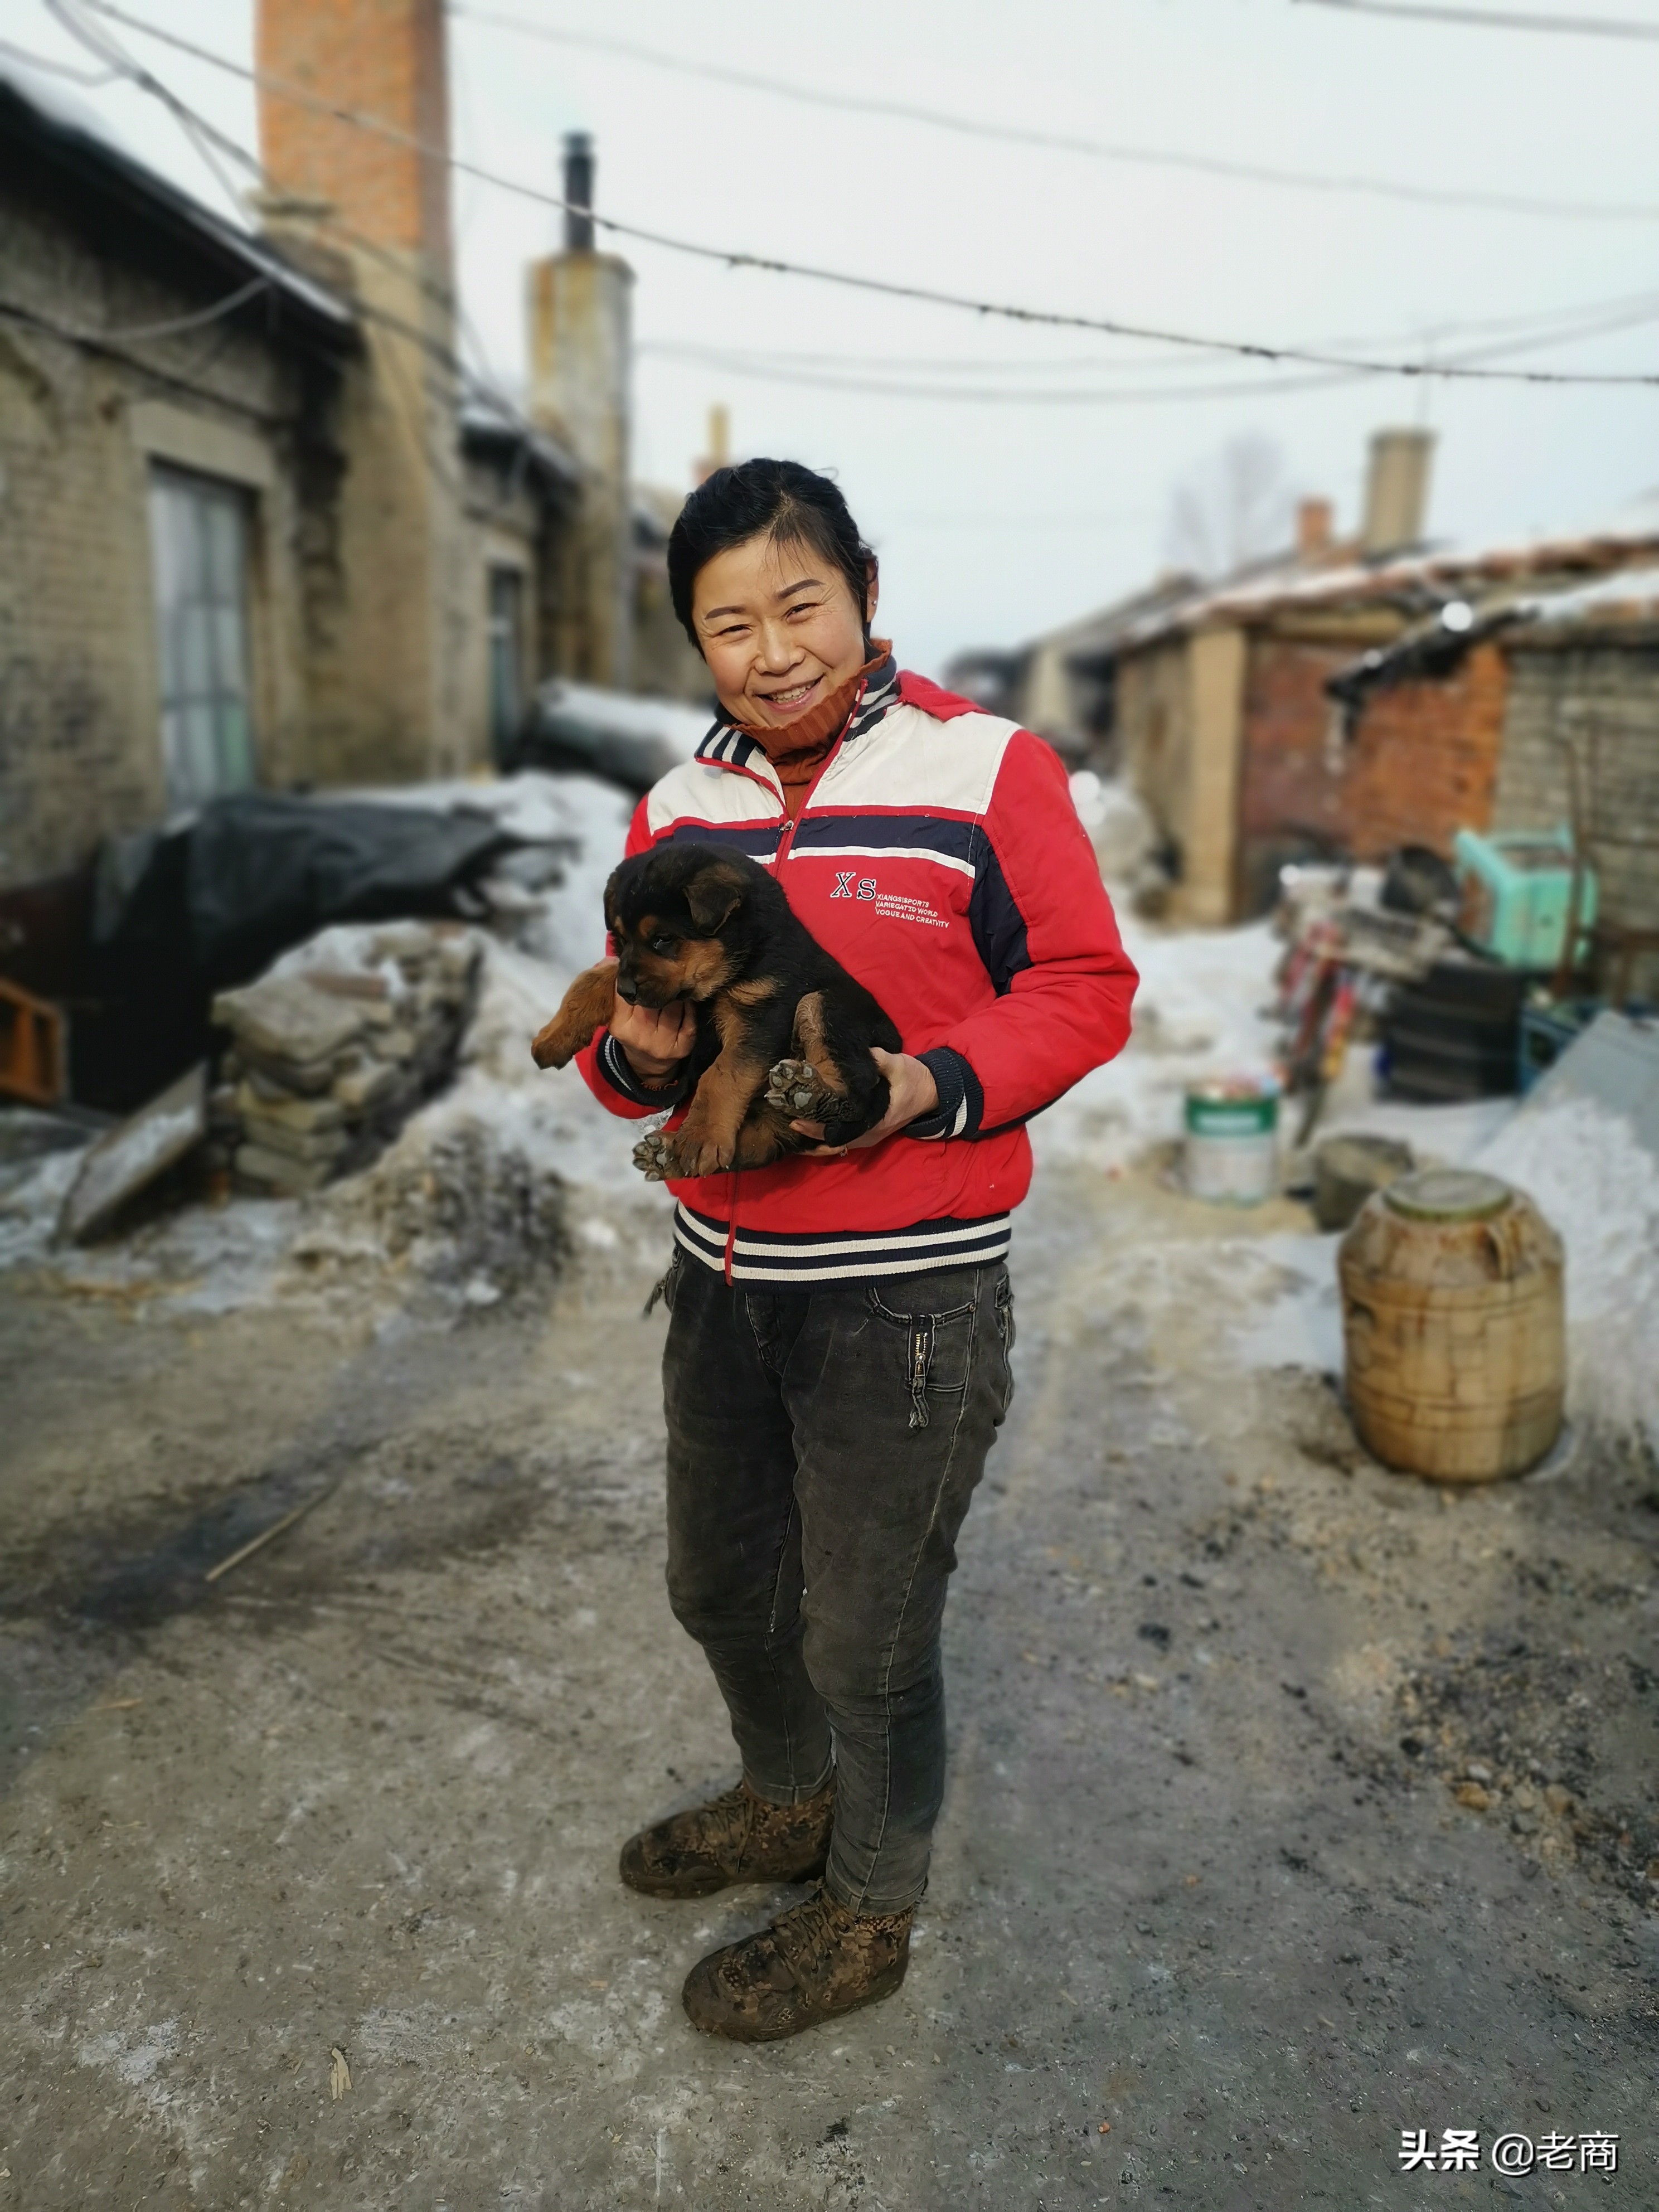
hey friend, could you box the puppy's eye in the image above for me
[649,934,678,956]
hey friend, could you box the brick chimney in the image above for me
[256,0,468,783]
[1361,429,1435,557]
[527,134,635,688]
[257,0,453,292]
[1296,497,1334,564]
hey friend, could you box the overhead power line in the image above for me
[69,0,1659,390]
[450,4,1659,225]
[1297,0,1659,37]
[640,290,1659,400]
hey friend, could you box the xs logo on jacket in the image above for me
[831,871,877,901]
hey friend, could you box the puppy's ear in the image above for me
[685,861,745,935]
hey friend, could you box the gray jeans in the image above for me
[660,1250,1015,1914]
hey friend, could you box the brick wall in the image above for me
[1341,641,1509,860]
[1231,632,1508,913]
[1496,641,1659,991]
[1235,634,1353,911]
[258,0,452,279]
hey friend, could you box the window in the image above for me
[488,565,525,764]
[147,466,255,811]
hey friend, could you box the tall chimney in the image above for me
[527,135,635,688]
[1361,429,1435,557]
[255,0,468,782]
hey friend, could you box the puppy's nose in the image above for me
[615,974,638,1005]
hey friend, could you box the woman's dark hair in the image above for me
[667,458,876,654]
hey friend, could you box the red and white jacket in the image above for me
[578,654,1138,1284]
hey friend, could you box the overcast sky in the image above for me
[10,0,1659,676]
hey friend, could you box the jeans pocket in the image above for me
[866,1276,978,1430]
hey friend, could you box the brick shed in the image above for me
[1332,565,1659,993]
[1112,512,1659,925]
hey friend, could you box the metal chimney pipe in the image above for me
[562,131,595,253]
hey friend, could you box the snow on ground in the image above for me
[1034,918,1283,1177]
[2,765,1654,1445]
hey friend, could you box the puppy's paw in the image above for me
[633,1130,678,1181]
[677,1134,735,1178]
[765,1058,847,1123]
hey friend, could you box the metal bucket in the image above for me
[1183,1080,1279,1205]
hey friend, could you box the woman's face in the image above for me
[691,532,874,730]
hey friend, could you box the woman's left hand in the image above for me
[792,1047,939,1156]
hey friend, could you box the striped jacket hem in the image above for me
[673,1201,1012,1286]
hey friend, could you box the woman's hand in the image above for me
[792,1047,938,1156]
[610,985,696,1084]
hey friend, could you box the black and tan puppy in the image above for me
[531,843,901,1180]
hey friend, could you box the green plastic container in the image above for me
[1453,827,1597,970]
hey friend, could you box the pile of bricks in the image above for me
[208,923,481,1197]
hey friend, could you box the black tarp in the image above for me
[80,795,517,1110]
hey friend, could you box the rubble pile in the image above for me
[208,923,482,1197]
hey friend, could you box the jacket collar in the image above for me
[695,648,899,780]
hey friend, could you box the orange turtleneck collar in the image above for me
[721,642,891,819]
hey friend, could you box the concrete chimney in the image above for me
[1361,429,1434,557]
[527,134,635,688]
[1296,497,1334,563]
[255,0,468,782]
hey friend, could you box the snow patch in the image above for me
[1473,1093,1659,1444]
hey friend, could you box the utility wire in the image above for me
[450,4,1659,225]
[0,32,117,81]
[36,0,1616,394]
[636,286,1659,379]
[641,292,1659,400]
[0,273,270,344]
[40,8,1633,416]
[1297,0,1659,37]
[66,0,1659,390]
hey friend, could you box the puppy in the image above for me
[531,843,902,1180]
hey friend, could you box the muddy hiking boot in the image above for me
[681,1883,915,2042]
[619,1775,836,1899]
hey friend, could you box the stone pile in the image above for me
[208,923,482,1197]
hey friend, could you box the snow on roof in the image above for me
[1109,488,1659,656]
[0,60,355,337]
[1508,559,1659,628]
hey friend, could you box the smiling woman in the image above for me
[668,456,879,743]
[565,455,1139,2046]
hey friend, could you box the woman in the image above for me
[578,459,1137,2041]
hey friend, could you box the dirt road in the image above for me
[1,1161,1655,2209]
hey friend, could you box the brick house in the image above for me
[1102,433,1659,923]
